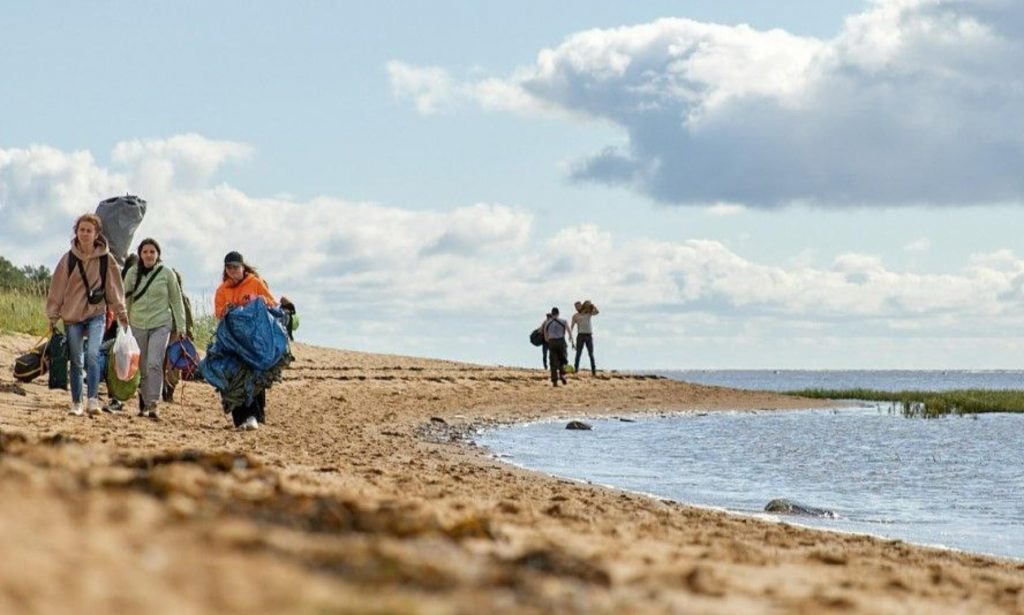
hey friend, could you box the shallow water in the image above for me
[478,407,1024,560]
[658,369,1024,392]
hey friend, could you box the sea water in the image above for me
[478,372,1024,560]
[656,369,1024,392]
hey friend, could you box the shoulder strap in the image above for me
[66,252,108,295]
[65,252,78,278]
[74,254,90,291]
[130,265,164,301]
[99,254,108,290]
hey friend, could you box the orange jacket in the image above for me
[214,274,275,319]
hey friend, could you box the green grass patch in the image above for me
[0,290,49,336]
[0,286,216,353]
[191,312,216,351]
[786,388,1024,418]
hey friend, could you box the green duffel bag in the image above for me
[105,345,140,401]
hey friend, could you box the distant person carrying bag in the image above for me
[543,307,572,387]
[530,312,552,369]
[279,296,299,341]
[571,300,599,376]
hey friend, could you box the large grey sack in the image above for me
[96,195,147,267]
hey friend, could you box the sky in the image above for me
[2,0,1023,369]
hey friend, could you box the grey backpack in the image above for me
[96,194,147,268]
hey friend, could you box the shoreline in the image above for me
[480,452,1024,567]
[1,332,1023,613]
[469,411,1024,566]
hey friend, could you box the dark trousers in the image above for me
[574,333,595,374]
[548,339,567,384]
[229,390,266,427]
[541,342,549,369]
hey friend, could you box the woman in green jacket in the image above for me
[124,238,187,420]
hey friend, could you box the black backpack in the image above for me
[529,328,544,347]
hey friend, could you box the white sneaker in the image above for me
[86,398,103,416]
[242,416,259,431]
[69,402,83,416]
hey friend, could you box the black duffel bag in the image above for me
[13,335,50,383]
[529,328,544,347]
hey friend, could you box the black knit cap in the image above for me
[224,251,244,266]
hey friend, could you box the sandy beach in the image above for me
[1,332,1022,614]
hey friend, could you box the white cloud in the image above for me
[5,135,1024,366]
[421,203,532,256]
[0,137,537,316]
[387,62,562,118]
[112,134,254,194]
[386,61,459,114]
[395,0,1024,208]
[0,145,126,250]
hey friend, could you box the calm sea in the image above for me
[655,369,1024,392]
[478,371,1024,560]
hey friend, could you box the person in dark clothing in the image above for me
[542,307,573,386]
[538,312,552,369]
[279,296,299,341]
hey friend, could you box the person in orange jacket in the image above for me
[214,251,277,430]
[214,251,276,319]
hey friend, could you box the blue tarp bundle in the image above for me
[220,297,290,371]
[200,298,291,409]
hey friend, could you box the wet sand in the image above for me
[1,332,1022,614]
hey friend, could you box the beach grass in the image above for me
[191,312,216,350]
[0,287,217,352]
[0,290,49,336]
[787,388,1024,417]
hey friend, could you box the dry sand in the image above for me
[0,332,1022,614]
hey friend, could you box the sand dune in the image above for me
[1,332,1021,614]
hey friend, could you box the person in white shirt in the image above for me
[542,306,573,386]
[570,300,599,376]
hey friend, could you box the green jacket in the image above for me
[124,264,187,333]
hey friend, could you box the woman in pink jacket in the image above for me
[46,214,128,416]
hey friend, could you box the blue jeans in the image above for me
[66,314,105,403]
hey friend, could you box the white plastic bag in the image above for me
[114,325,141,380]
